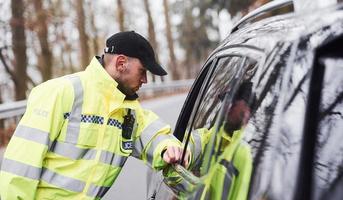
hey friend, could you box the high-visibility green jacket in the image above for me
[198,128,252,200]
[0,57,180,200]
[164,127,252,200]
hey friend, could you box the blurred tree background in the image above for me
[0,0,271,104]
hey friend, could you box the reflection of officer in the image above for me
[201,82,253,200]
[193,82,253,200]
[163,82,253,200]
[224,87,252,134]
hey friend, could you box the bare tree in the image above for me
[33,0,53,81]
[163,0,180,80]
[48,0,77,75]
[143,0,162,82]
[87,0,99,55]
[10,0,28,100]
[116,0,125,31]
[0,89,3,130]
[75,0,90,69]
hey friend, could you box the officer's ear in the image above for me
[116,55,128,72]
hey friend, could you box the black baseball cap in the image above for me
[104,31,167,76]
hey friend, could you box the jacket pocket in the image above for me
[62,122,99,147]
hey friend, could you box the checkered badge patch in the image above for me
[81,114,104,124]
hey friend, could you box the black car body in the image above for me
[148,1,343,199]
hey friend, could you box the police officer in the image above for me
[0,31,187,199]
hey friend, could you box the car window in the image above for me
[182,54,261,176]
[192,56,242,130]
[173,59,213,141]
[312,58,343,200]
[181,56,242,174]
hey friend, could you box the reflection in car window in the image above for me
[313,58,343,200]
[193,56,242,131]
[182,56,241,174]
[185,55,259,174]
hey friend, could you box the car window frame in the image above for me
[173,57,218,141]
[181,55,246,166]
[180,46,266,172]
[165,45,267,198]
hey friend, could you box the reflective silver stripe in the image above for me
[194,185,206,199]
[165,176,182,184]
[146,134,172,165]
[192,130,202,163]
[99,150,127,167]
[172,178,190,193]
[41,168,85,193]
[87,184,111,198]
[50,141,128,167]
[65,75,84,143]
[0,158,41,180]
[50,141,97,160]
[13,125,50,146]
[132,119,168,158]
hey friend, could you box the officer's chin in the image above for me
[224,121,242,136]
[126,89,136,96]
[119,85,136,96]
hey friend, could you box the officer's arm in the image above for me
[187,127,212,170]
[132,109,182,170]
[0,80,70,200]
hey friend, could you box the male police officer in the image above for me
[0,31,186,199]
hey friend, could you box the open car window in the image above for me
[165,46,264,199]
[181,53,261,178]
[180,55,243,177]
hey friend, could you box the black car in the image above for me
[148,0,343,199]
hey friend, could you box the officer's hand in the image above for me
[163,146,190,168]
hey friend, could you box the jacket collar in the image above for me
[85,56,138,101]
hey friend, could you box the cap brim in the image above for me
[144,61,168,76]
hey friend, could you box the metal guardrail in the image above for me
[138,79,194,92]
[0,100,27,120]
[0,79,194,120]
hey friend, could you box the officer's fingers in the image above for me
[164,147,176,163]
[181,150,190,168]
[163,150,172,163]
[173,147,182,162]
[163,147,187,164]
[173,147,184,163]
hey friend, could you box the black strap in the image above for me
[219,142,241,177]
[220,159,239,177]
[122,109,135,139]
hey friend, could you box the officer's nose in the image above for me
[141,72,147,84]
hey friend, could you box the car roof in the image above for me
[213,3,343,56]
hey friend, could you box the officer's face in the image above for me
[120,58,147,95]
[226,100,251,130]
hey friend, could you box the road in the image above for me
[103,93,187,200]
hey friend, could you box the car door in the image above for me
[157,45,265,199]
[303,35,343,200]
[248,24,343,200]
